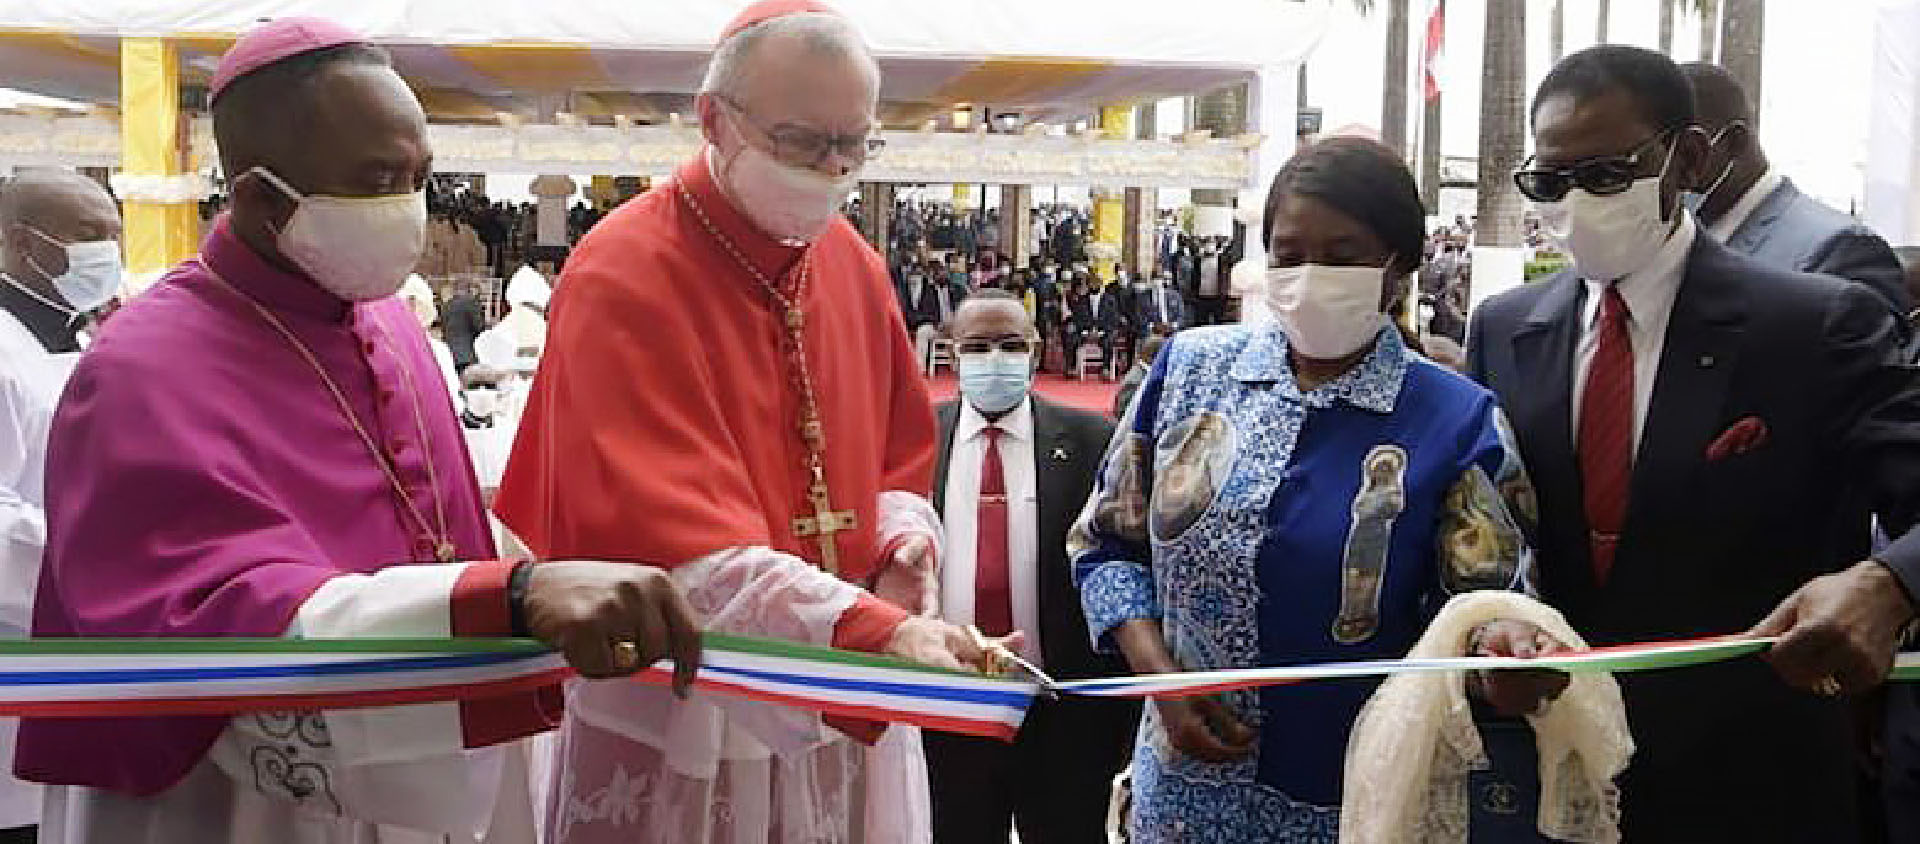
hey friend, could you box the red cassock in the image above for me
[495,156,936,651]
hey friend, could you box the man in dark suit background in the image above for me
[1468,45,1920,842]
[1681,62,1911,321]
[1131,270,1187,342]
[924,290,1140,844]
[907,259,968,371]
[1088,274,1132,374]
[439,278,488,373]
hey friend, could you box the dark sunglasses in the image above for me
[1512,130,1673,203]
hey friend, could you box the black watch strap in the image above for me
[507,561,535,638]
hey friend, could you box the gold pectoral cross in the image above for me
[792,477,857,575]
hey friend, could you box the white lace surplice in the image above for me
[545,493,941,844]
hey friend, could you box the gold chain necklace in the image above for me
[198,260,457,563]
[675,181,857,575]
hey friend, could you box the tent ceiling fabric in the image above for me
[0,0,1328,124]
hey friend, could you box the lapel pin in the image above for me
[1699,354,1716,368]
[1051,446,1070,462]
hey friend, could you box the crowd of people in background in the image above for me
[883,199,1242,384]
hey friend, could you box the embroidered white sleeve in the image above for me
[291,564,469,766]
[203,563,514,837]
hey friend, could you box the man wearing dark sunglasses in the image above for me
[1679,61,1910,322]
[1468,45,1920,843]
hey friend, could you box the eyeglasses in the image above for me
[717,96,886,168]
[955,337,1036,356]
[1512,130,1673,203]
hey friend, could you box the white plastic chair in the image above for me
[927,338,957,375]
[1073,342,1105,381]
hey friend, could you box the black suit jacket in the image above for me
[1062,293,1094,336]
[1130,283,1186,333]
[1466,234,1920,841]
[1090,287,1130,337]
[932,396,1130,682]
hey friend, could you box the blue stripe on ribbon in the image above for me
[0,651,542,687]
[702,663,1032,709]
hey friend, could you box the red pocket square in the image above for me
[1705,416,1769,462]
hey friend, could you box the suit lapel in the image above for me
[932,402,959,513]
[1727,179,1793,254]
[1029,398,1080,672]
[1031,399,1071,561]
[1508,272,1595,601]
[1616,240,1748,581]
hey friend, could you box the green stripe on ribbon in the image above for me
[1528,638,1773,673]
[0,632,982,679]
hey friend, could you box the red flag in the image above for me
[1423,0,1447,100]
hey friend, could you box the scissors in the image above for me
[967,625,1063,699]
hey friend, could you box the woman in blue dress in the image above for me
[1072,137,1567,843]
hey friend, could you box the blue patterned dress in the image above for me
[1072,324,1538,843]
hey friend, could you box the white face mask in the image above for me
[23,226,121,313]
[718,125,859,243]
[1535,141,1679,282]
[251,167,426,301]
[1264,263,1388,360]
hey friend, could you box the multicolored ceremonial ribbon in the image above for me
[0,633,1911,740]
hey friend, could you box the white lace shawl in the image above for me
[1340,591,1633,844]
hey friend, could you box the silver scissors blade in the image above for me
[1000,648,1064,699]
[967,625,1062,699]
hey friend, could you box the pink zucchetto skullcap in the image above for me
[718,0,839,43]
[209,17,365,102]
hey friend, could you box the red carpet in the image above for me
[925,374,1121,417]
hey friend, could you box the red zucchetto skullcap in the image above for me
[719,0,840,43]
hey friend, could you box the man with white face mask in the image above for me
[1469,45,1920,842]
[0,169,121,843]
[20,19,704,844]
[494,3,1001,842]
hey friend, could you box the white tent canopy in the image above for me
[0,0,1325,64]
[0,0,1329,132]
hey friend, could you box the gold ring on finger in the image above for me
[611,639,641,671]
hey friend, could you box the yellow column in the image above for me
[589,175,615,209]
[951,183,974,211]
[120,38,196,288]
[1091,105,1133,282]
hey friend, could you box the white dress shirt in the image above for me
[1571,214,1698,458]
[1706,166,1782,243]
[940,397,1043,663]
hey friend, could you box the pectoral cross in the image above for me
[792,475,857,575]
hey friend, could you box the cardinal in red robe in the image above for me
[494,3,993,841]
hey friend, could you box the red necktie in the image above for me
[1578,285,1634,585]
[975,426,1013,636]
